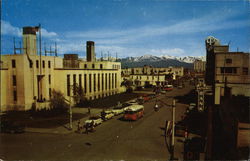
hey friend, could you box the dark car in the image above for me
[0,121,25,134]
[175,124,187,137]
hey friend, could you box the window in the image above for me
[226,58,232,64]
[13,75,16,86]
[48,61,51,68]
[109,73,111,90]
[94,74,96,92]
[13,90,17,101]
[112,73,114,89]
[36,60,39,68]
[73,74,76,95]
[243,68,248,75]
[79,74,82,88]
[84,74,87,93]
[67,75,70,96]
[29,61,33,68]
[48,75,51,84]
[89,74,92,93]
[49,88,51,98]
[92,64,95,69]
[12,60,16,68]
[98,74,100,91]
[84,64,87,69]
[105,73,108,90]
[42,60,45,68]
[102,74,104,91]
[220,67,237,74]
[115,73,117,88]
[100,64,103,69]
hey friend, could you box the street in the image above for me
[0,85,193,160]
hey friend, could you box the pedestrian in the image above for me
[88,107,91,114]
[77,120,81,133]
[85,123,89,134]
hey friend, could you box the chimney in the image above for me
[86,41,95,62]
[22,26,38,55]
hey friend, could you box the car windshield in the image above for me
[89,116,100,120]
[122,103,132,107]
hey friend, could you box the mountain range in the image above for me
[116,54,205,68]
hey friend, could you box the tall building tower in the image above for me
[22,26,38,55]
[205,36,220,86]
[86,41,95,62]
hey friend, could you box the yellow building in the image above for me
[214,51,250,104]
[194,60,206,73]
[121,65,184,86]
[0,26,123,111]
[205,36,250,105]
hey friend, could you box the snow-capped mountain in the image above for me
[118,55,206,68]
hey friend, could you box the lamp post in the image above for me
[170,99,176,160]
[69,96,73,130]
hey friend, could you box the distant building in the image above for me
[205,36,250,104]
[121,65,184,86]
[0,26,123,111]
[194,60,206,73]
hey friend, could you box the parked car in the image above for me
[84,116,103,127]
[178,85,183,89]
[161,90,167,94]
[0,121,25,134]
[148,94,156,99]
[101,110,114,121]
[175,124,187,137]
[164,87,173,91]
[121,102,134,110]
[186,103,196,114]
[112,105,124,116]
[137,97,145,105]
[125,99,139,105]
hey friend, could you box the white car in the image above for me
[112,106,124,116]
[125,99,139,105]
[85,116,103,127]
[101,110,114,121]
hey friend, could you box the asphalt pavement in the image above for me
[0,85,194,160]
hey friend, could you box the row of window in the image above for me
[84,64,103,69]
[11,59,51,69]
[131,75,160,80]
[220,67,248,75]
[67,73,117,96]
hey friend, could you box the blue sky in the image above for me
[1,0,249,58]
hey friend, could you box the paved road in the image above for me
[0,85,193,160]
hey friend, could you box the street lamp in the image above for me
[170,99,176,160]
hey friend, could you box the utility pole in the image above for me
[170,99,176,160]
[69,96,73,130]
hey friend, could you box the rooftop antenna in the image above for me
[44,42,57,56]
[116,52,118,62]
[44,42,47,56]
[108,51,110,61]
[13,37,25,54]
[13,37,16,54]
[101,51,103,61]
[55,42,57,56]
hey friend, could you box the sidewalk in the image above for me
[25,108,103,134]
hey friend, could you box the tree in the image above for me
[72,83,89,107]
[50,90,69,112]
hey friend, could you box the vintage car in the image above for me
[84,115,103,127]
[101,110,114,121]
[112,106,124,116]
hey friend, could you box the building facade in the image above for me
[205,36,250,104]
[121,65,184,87]
[0,26,123,111]
[194,60,206,73]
